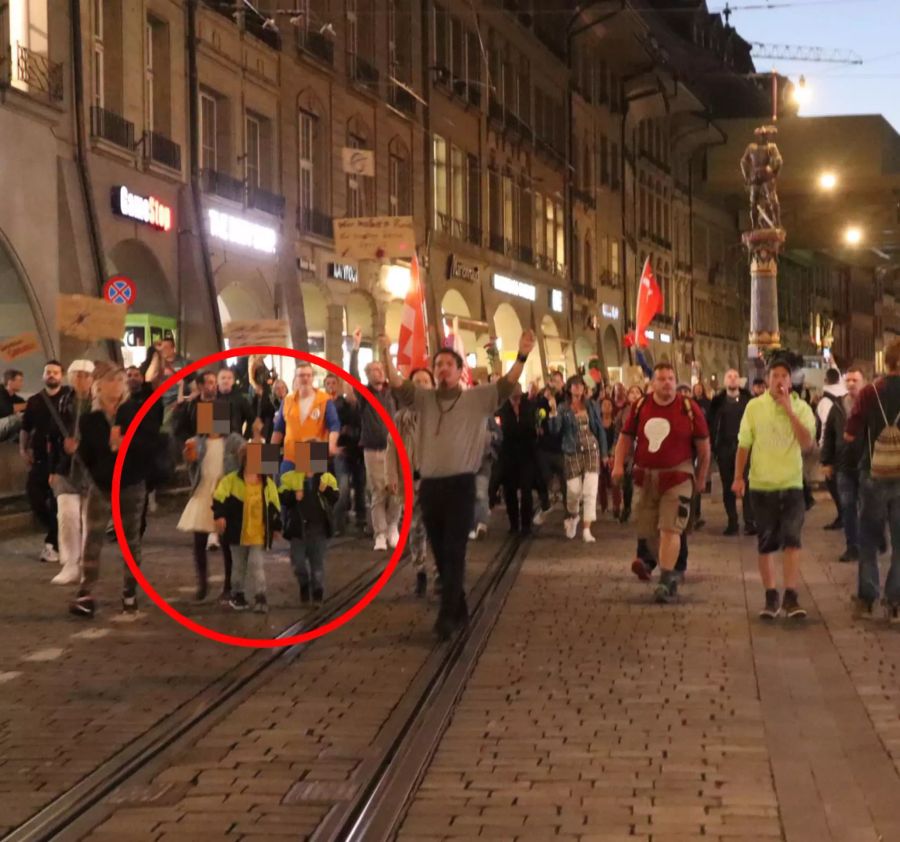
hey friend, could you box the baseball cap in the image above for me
[67,359,95,376]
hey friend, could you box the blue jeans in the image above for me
[290,532,328,592]
[836,471,860,551]
[858,472,900,605]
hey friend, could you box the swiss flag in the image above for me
[396,254,430,376]
[635,257,663,348]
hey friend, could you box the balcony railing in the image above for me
[245,14,281,50]
[201,168,244,203]
[91,106,135,150]
[504,110,532,141]
[14,43,63,102]
[465,223,482,246]
[572,187,596,210]
[514,244,534,266]
[489,233,507,255]
[248,186,286,217]
[534,254,554,274]
[299,30,334,65]
[348,53,379,92]
[297,207,334,239]
[488,97,504,125]
[467,85,481,109]
[389,82,416,116]
[144,131,181,171]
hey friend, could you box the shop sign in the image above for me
[111,185,172,232]
[601,303,620,320]
[493,273,536,302]
[208,208,277,254]
[328,262,359,283]
[447,255,480,283]
[549,289,564,313]
[645,328,656,340]
[659,332,672,344]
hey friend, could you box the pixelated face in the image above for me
[217,369,235,394]
[245,442,280,475]
[197,399,231,435]
[294,440,329,474]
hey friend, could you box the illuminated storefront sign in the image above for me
[493,273,536,301]
[601,303,619,320]
[659,332,672,343]
[208,208,277,254]
[448,255,481,283]
[645,329,656,340]
[328,263,358,283]
[111,185,172,231]
[550,289,564,313]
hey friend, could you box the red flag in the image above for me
[396,255,430,376]
[635,257,663,348]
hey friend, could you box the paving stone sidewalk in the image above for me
[398,497,900,842]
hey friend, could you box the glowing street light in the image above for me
[818,171,837,191]
[792,75,811,107]
[844,226,863,246]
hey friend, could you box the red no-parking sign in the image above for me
[103,275,136,308]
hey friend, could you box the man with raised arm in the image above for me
[381,329,537,639]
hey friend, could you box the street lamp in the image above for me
[818,171,837,191]
[791,75,811,108]
[844,226,863,246]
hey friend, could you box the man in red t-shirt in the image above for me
[612,363,711,603]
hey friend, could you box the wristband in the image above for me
[516,352,529,363]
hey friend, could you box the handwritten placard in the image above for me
[0,332,40,361]
[223,319,290,348]
[333,216,415,260]
[57,295,126,342]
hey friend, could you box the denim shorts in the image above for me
[749,488,805,554]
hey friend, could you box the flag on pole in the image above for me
[396,254,430,376]
[443,316,472,388]
[635,257,663,348]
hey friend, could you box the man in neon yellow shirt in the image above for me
[733,357,816,621]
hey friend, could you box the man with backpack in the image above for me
[612,363,711,604]
[817,368,847,530]
[732,356,816,621]
[845,340,900,621]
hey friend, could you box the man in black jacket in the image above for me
[217,367,255,439]
[818,368,847,529]
[709,368,756,536]
[498,384,539,534]
[533,370,566,525]
[822,367,866,562]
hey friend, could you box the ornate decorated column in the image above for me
[740,125,786,381]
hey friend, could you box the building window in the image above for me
[534,192,544,260]
[299,109,317,227]
[450,145,465,228]
[245,114,261,190]
[389,138,411,215]
[93,0,104,109]
[545,200,554,263]
[200,91,217,171]
[502,171,514,247]
[555,202,565,270]
[599,134,609,186]
[144,16,171,136]
[489,165,501,248]
[346,121,372,218]
[466,154,481,240]
[433,134,448,230]
[610,142,619,189]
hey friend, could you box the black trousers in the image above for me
[420,474,475,624]
[825,473,842,521]
[27,461,57,549]
[536,450,566,511]
[193,531,234,592]
[502,459,535,531]
[717,448,755,528]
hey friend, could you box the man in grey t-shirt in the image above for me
[381,329,537,639]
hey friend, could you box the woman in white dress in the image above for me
[178,431,243,601]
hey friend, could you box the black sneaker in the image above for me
[839,547,859,563]
[782,589,807,620]
[885,602,900,624]
[195,582,208,602]
[760,589,780,620]
[723,523,739,536]
[253,594,268,614]
[70,594,95,618]
[122,594,138,614]
[229,592,249,611]
[744,523,758,536]
[415,571,427,598]
[299,584,311,604]
[312,587,324,604]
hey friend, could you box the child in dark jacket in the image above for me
[279,469,339,604]
[212,449,281,613]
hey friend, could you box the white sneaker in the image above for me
[40,543,59,563]
[475,523,488,538]
[387,527,400,549]
[147,490,158,514]
[582,527,596,544]
[533,508,547,526]
[468,530,477,540]
[52,564,81,585]
[374,535,388,552]
[564,518,578,540]
[207,533,220,551]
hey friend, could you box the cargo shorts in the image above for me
[634,462,695,539]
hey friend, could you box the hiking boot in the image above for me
[759,589,780,620]
[654,572,676,604]
[782,589,807,620]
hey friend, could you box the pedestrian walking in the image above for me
[0,368,25,443]
[498,383,539,535]
[821,367,866,562]
[69,363,153,617]
[124,366,166,535]
[598,397,621,519]
[733,356,816,620]
[708,369,756,536]
[382,330,536,639]
[20,360,68,563]
[47,360,94,585]
[350,328,401,551]
[469,416,500,541]
[328,378,367,535]
[612,364,711,603]
[548,375,608,542]
[213,446,281,613]
[817,368,847,530]
[616,385,644,523]
[533,371,567,525]
[845,340,900,621]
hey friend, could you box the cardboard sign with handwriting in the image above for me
[223,319,290,348]
[58,295,126,342]
[333,216,415,260]
[0,332,40,361]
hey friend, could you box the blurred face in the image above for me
[433,352,462,389]
[273,380,288,400]
[767,366,792,397]
[752,381,766,396]
[601,398,614,416]
[692,383,704,399]
[70,370,94,397]
[43,364,63,389]
[551,372,564,393]
[296,365,314,393]
[627,386,643,404]
[217,369,235,394]
[653,368,677,403]
[365,361,385,388]
[724,369,740,391]
[98,372,126,404]
[412,370,434,390]
[324,375,340,397]
[6,374,23,394]
[569,380,586,402]
[200,373,218,400]
[126,368,143,394]
[845,370,865,399]
[160,340,176,362]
